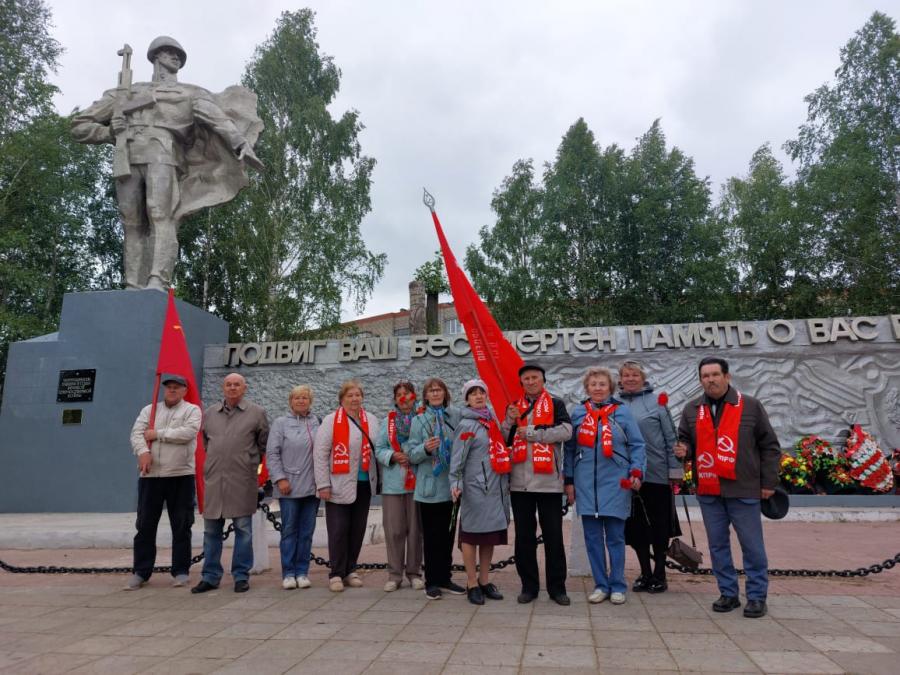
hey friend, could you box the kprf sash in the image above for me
[576,402,618,458]
[388,410,416,490]
[514,390,554,474]
[694,391,743,495]
[332,407,371,474]
[475,418,512,474]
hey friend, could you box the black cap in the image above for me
[518,362,546,378]
[761,487,790,520]
[161,374,187,387]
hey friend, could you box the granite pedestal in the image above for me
[0,290,228,512]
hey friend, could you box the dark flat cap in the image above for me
[761,487,790,520]
[161,374,187,387]
[518,362,546,377]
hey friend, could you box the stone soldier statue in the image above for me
[71,37,264,290]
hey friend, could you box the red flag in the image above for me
[154,289,207,512]
[425,191,523,415]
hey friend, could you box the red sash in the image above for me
[514,390,554,474]
[695,392,743,495]
[388,411,416,490]
[577,402,618,457]
[332,407,371,475]
[476,418,511,474]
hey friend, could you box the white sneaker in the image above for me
[282,576,298,590]
[410,578,425,591]
[384,580,399,592]
[329,577,344,592]
[296,575,311,589]
[123,574,146,591]
[345,572,363,588]
[588,588,609,604]
[610,592,626,605]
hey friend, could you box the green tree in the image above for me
[177,9,385,340]
[0,0,61,137]
[616,120,727,324]
[785,11,900,314]
[720,145,818,319]
[466,159,548,329]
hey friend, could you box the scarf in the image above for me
[695,391,743,495]
[577,401,618,458]
[428,405,453,477]
[332,406,371,475]
[473,411,511,475]
[513,390,555,474]
[388,408,416,490]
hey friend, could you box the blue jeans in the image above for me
[697,496,768,601]
[201,515,253,584]
[279,495,320,578]
[582,515,627,594]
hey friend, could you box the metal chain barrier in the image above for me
[3,500,898,579]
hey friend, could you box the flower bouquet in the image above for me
[779,452,813,493]
[795,435,855,494]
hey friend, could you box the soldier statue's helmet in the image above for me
[147,36,186,66]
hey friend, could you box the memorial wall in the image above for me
[204,315,900,449]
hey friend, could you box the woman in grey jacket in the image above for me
[450,379,511,605]
[267,385,320,590]
[619,361,682,593]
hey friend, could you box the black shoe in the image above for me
[743,599,767,618]
[517,591,537,604]
[190,580,218,594]
[234,580,249,593]
[467,585,485,605]
[479,582,503,601]
[712,595,741,612]
[425,586,442,600]
[549,592,571,606]
[440,581,466,595]
[647,579,668,594]
[632,575,650,592]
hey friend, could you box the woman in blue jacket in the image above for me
[565,367,646,605]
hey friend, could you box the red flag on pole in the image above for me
[424,189,523,415]
[154,289,207,512]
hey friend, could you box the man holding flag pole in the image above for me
[423,191,573,606]
[125,289,204,590]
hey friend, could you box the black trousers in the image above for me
[626,481,679,580]
[325,481,371,579]
[511,491,567,596]
[134,475,195,579]
[419,500,454,587]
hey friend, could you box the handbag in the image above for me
[666,493,703,569]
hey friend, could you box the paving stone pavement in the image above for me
[1,520,899,673]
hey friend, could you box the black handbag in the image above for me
[666,493,703,569]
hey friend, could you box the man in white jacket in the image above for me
[126,374,202,589]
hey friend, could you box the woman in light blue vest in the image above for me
[408,377,464,600]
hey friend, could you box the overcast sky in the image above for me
[45,0,897,321]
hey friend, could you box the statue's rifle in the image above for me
[112,44,154,179]
[112,44,133,179]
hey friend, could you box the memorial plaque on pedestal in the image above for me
[56,369,96,403]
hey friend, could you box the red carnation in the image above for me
[658,392,669,407]
[620,478,632,490]
[460,432,475,441]
[630,468,643,479]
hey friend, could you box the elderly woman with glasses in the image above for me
[618,360,682,594]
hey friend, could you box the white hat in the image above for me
[462,379,488,401]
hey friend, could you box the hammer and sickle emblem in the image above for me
[334,443,349,458]
[717,436,736,455]
[697,452,715,470]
